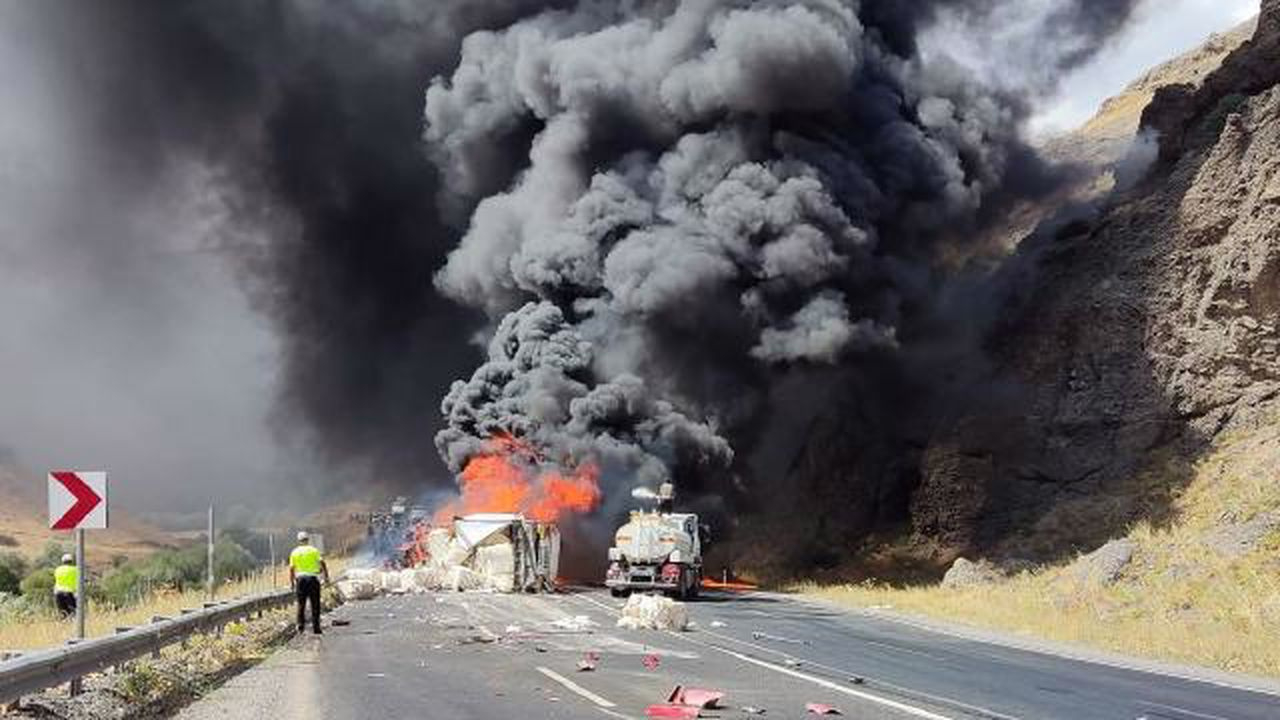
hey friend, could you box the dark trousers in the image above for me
[295,575,321,634]
[55,591,76,618]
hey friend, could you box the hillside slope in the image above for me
[912,0,1280,559]
[0,467,174,563]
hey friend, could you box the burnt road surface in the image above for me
[175,588,1280,720]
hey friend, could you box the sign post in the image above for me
[206,505,215,601]
[74,529,85,640]
[48,470,107,697]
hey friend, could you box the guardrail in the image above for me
[0,589,293,705]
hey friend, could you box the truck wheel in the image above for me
[687,575,700,600]
[675,571,690,601]
[610,587,630,598]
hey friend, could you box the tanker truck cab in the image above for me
[605,484,703,599]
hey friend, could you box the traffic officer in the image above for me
[53,553,77,618]
[289,531,328,635]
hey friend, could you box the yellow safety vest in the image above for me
[54,564,78,594]
[290,545,322,575]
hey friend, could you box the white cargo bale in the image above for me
[334,579,377,602]
[472,539,516,592]
[342,568,380,583]
[379,570,403,593]
[616,594,689,631]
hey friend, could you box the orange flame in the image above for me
[434,434,601,524]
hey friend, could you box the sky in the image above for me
[1033,0,1259,133]
[0,0,1261,522]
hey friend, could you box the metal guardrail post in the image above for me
[65,640,82,696]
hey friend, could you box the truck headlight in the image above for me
[607,547,621,561]
[668,549,682,563]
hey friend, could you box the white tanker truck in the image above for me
[604,483,703,599]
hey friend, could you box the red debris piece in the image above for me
[642,653,661,670]
[667,685,725,709]
[805,703,843,715]
[645,704,701,718]
[578,650,600,671]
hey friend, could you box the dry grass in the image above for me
[801,422,1280,678]
[0,562,323,652]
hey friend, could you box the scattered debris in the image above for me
[667,686,725,708]
[741,706,767,715]
[645,704,701,718]
[805,703,842,715]
[331,618,351,627]
[578,651,600,672]
[618,594,690,631]
[550,615,597,632]
[367,673,387,679]
[709,620,727,628]
[505,624,523,633]
[642,653,662,670]
[751,630,809,645]
[848,676,864,685]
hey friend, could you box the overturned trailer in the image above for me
[341,512,561,598]
[449,513,561,592]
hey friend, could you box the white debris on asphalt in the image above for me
[616,594,689,631]
[549,615,597,632]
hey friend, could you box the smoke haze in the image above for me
[0,1,1151,530]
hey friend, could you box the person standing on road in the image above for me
[53,553,77,619]
[289,531,328,635]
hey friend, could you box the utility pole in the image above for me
[206,505,215,601]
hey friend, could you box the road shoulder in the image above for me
[800,592,1280,698]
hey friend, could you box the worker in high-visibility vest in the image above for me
[53,553,77,619]
[289,531,328,635]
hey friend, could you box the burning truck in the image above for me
[340,512,561,597]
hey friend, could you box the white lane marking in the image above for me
[566,592,963,720]
[688,626,1017,720]
[703,643,955,720]
[536,666,618,708]
[1136,701,1232,720]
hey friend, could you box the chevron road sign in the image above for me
[48,471,108,530]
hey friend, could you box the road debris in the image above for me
[783,658,804,668]
[331,618,351,627]
[367,673,387,679]
[741,706,767,715]
[577,651,600,672]
[667,685,725,709]
[805,703,842,715]
[752,630,810,645]
[618,594,690,630]
[645,705,702,718]
[548,615,594,632]
[709,620,727,628]
[848,676,864,685]
[642,653,662,670]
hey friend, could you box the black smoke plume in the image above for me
[425,0,1141,515]
[15,1,1141,525]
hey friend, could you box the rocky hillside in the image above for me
[1043,18,1256,169]
[913,0,1280,561]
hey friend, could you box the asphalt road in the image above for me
[175,588,1280,720]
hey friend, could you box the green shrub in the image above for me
[0,552,28,595]
[19,569,54,607]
